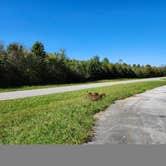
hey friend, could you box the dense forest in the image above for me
[0,41,166,87]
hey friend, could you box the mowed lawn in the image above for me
[1,81,166,144]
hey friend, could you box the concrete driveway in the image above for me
[90,85,166,144]
[0,77,165,101]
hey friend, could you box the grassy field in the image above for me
[0,78,137,92]
[0,80,166,144]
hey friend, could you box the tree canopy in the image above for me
[0,41,165,87]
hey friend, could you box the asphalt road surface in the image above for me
[90,85,166,144]
[0,77,165,101]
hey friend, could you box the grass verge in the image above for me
[0,78,137,92]
[0,80,166,144]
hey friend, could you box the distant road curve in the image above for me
[0,77,165,101]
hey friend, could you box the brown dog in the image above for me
[87,92,106,101]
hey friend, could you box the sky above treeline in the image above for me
[0,0,166,66]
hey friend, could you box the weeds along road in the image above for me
[90,85,166,144]
[0,77,165,101]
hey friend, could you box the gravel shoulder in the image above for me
[90,85,166,144]
[0,77,165,101]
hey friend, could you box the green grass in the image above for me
[0,78,137,92]
[0,80,166,144]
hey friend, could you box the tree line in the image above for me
[0,41,166,87]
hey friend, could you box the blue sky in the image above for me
[0,0,166,66]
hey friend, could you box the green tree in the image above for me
[88,56,103,80]
[7,43,25,60]
[102,58,110,78]
[31,41,46,58]
[144,64,154,77]
[0,43,5,56]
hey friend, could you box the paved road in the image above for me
[0,77,165,101]
[90,85,166,144]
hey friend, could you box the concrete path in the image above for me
[0,77,165,101]
[90,85,166,144]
